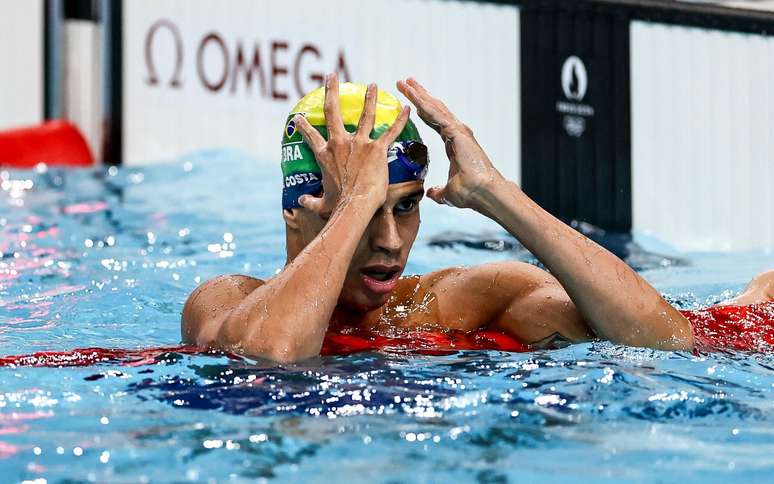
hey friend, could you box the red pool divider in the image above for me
[0,303,772,368]
[0,120,94,168]
[0,330,531,368]
[0,345,221,368]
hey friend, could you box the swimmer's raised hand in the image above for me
[396,78,502,209]
[294,73,410,218]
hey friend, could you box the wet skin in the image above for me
[183,178,591,346]
[182,74,702,363]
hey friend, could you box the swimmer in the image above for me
[181,73,771,363]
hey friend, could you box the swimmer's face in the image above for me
[293,181,424,311]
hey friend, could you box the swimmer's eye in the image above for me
[395,198,419,214]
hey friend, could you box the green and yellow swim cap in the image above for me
[281,83,426,209]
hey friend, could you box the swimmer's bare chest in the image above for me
[330,270,488,334]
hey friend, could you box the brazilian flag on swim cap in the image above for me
[281,83,423,210]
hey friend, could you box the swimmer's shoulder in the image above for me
[419,261,550,296]
[416,262,565,329]
[181,274,265,346]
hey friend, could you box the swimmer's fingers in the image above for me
[323,72,346,139]
[396,78,455,133]
[426,185,449,206]
[406,78,452,116]
[378,105,411,147]
[405,78,437,99]
[297,194,328,217]
[294,114,326,155]
[356,83,377,140]
[395,80,422,113]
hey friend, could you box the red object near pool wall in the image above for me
[0,120,94,168]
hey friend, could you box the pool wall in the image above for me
[2,0,773,251]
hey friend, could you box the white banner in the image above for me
[0,0,43,130]
[123,0,521,186]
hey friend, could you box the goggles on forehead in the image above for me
[387,140,429,184]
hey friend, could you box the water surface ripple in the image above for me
[2,153,774,483]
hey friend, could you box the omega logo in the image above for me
[145,19,184,88]
[143,19,351,99]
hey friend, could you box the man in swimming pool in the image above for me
[182,73,768,363]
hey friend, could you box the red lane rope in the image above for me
[0,345,225,368]
[686,301,774,353]
[0,302,772,368]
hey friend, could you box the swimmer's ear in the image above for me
[282,208,302,230]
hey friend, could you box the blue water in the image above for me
[1,152,774,483]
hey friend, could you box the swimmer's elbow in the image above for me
[266,344,319,364]
[239,338,320,364]
[614,332,694,352]
[659,318,695,352]
[218,319,320,363]
[604,312,694,352]
[639,313,694,352]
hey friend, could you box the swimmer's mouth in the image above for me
[360,265,402,282]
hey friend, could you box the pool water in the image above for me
[1,151,774,483]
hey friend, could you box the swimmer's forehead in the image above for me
[388,180,425,198]
[291,83,404,128]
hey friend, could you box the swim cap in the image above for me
[281,83,427,210]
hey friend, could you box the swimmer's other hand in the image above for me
[397,78,503,209]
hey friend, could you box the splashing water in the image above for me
[1,152,774,483]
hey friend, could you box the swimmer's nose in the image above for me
[370,212,402,255]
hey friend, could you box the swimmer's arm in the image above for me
[470,180,694,351]
[398,78,693,351]
[209,202,378,363]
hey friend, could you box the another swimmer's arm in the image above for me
[398,78,693,351]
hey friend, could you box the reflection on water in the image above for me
[2,153,774,482]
